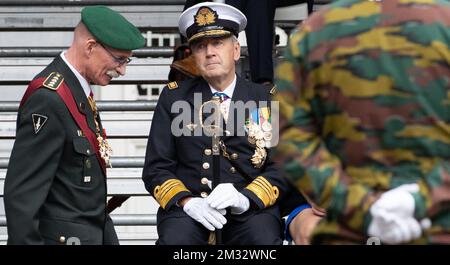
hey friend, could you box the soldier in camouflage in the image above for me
[274,0,450,244]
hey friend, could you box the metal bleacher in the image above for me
[0,0,328,244]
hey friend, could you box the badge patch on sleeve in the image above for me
[32,114,48,134]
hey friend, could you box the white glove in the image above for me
[207,183,250,215]
[368,184,427,244]
[371,184,418,217]
[183,197,227,231]
[368,209,422,244]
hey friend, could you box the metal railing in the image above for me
[0,0,186,6]
[0,153,153,228]
[0,214,157,226]
[0,99,154,230]
[0,47,174,58]
[0,47,280,58]
[0,1,326,31]
[0,100,157,112]
[0,0,333,238]
[0,100,157,139]
[0,156,145,171]
[112,214,157,226]
[1,0,331,6]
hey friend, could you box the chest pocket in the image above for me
[73,137,94,155]
[72,137,98,186]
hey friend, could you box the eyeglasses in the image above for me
[98,42,132,66]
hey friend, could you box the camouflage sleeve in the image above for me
[240,88,308,211]
[273,89,377,233]
[273,28,372,234]
[274,22,450,235]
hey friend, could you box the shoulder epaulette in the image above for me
[269,85,277,96]
[167,81,178,90]
[42,72,64,91]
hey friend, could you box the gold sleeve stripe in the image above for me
[254,177,275,193]
[158,179,179,194]
[255,178,280,205]
[253,178,273,197]
[154,179,189,209]
[156,180,177,200]
[245,176,279,207]
[157,179,184,201]
[158,182,179,200]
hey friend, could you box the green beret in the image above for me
[81,6,145,50]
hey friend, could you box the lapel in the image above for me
[224,76,250,141]
[186,78,214,124]
[230,76,250,102]
[187,78,231,145]
[53,56,98,134]
[186,77,251,142]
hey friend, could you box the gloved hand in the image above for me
[368,184,428,244]
[372,184,418,217]
[368,210,422,244]
[207,183,250,215]
[183,197,227,231]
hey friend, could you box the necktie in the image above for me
[212,92,230,103]
[212,92,231,122]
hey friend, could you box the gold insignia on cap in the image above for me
[195,7,218,26]
[154,179,189,209]
[43,72,64,91]
[167,81,178,90]
[245,176,279,207]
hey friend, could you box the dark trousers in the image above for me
[156,207,283,245]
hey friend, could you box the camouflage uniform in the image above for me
[274,0,450,244]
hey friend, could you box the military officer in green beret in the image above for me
[4,6,145,245]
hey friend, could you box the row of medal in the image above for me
[88,95,113,168]
[245,107,272,168]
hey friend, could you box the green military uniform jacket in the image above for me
[4,56,118,245]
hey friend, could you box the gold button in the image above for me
[201,177,209,185]
[231,153,238,160]
[204,149,212,156]
[59,236,66,243]
[201,192,208,198]
[230,167,236,174]
[85,159,91,168]
[202,162,210,170]
[86,149,90,155]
